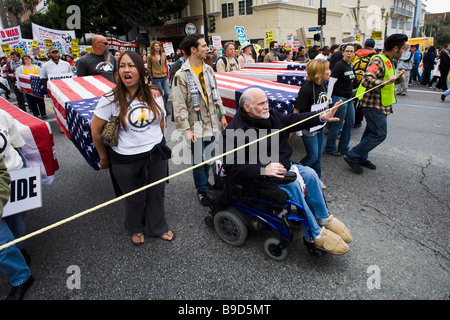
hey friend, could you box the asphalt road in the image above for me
[0,83,449,305]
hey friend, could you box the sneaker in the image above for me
[442,94,446,101]
[359,160,376,170]
[344,156,363,174]
[326,151,343,157]
[197,191,211,206]
[321,216,352,243]
[313,228,349,255]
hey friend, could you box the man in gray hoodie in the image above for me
[396,42,413,96]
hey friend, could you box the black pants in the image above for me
[110,147,170,236]
[26,94,46,117]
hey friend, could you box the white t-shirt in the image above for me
[0,109,26,170]
[94,95,165,155]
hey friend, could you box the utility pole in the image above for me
[320,0,324,48]
[202,0,209,44]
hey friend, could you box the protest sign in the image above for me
[3,167,42,217]
[0,26,22,45]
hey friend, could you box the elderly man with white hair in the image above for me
[221,87,353,255]
[396,42,413,96]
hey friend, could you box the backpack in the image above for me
[217,56,239,72]
[353,55,372,88]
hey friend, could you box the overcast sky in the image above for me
[424,0,450,13]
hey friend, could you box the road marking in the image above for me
[406,89,442,95]
[396,103,450,111]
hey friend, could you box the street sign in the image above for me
[308,27,322,32]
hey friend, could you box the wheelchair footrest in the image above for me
[303,237,327,257]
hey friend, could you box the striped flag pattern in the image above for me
[17,74,47,97]
[215,72,301,118]
[0,97,59,184]
[230,68,307,86]
[47,75,115,139]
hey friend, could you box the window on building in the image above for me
[391,18,398,29]
[308,0,314,7]
[239,0,253,16]
[222,2,235,18]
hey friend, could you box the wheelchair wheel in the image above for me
[264,237,288,261]
[214,209,248,247]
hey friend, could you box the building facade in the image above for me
[150,0,422,51]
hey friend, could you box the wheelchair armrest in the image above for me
[264,171,297,184]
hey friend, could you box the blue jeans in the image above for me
[300,129,324,178]
[277,164,329,240]
[410,64,421,83]
[346,108,387,163]
[444,88,450,98]
[0,220,31,287]
[192,135,216,193]
[325,96,354,155]
[153,77,170,104]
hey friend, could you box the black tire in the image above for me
[214,209,248,247]
[264,237,288,261]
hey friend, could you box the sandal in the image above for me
[161,230,175,241]
[131,233,145,246]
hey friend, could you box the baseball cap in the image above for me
[48,46,59,53]
[364,38,376,48]
[241,42,252,52]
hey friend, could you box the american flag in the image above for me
[230,68,307,86]
[215,72,300,118]
[244,62,307,71]
[47,75,115,139]
[0,97,59,184]
[17,74,47,97]
[65,97,101,170]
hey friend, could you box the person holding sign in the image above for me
[0,112,34,300]
[293,59,334,185]
[15,55,47,119]
[40,46,73,91]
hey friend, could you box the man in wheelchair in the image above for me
[221,87,352,255]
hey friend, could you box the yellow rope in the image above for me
[0,79,393,251]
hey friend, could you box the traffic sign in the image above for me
[308,27,322,32]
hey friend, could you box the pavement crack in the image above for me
[362,203,450,263]
[419,156,450,211]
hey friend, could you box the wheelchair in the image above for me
[205,168,326,260]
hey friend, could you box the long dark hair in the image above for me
[106,51,164,132]
[425,46,436,57]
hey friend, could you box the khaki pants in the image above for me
[396,69,410,95]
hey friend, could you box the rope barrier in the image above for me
[0,78,396,251]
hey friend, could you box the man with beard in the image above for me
[264,41,280,62]
[76,35,118,83]
[40,46,73,90]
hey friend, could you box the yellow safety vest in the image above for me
[356,54,396,107]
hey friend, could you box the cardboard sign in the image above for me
[3,167,42,217]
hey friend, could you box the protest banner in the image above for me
[0,26,22,45]
[32,23,75,54]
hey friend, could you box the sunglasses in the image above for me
[96,42,109,45]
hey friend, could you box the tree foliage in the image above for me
[14,0,189,42]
